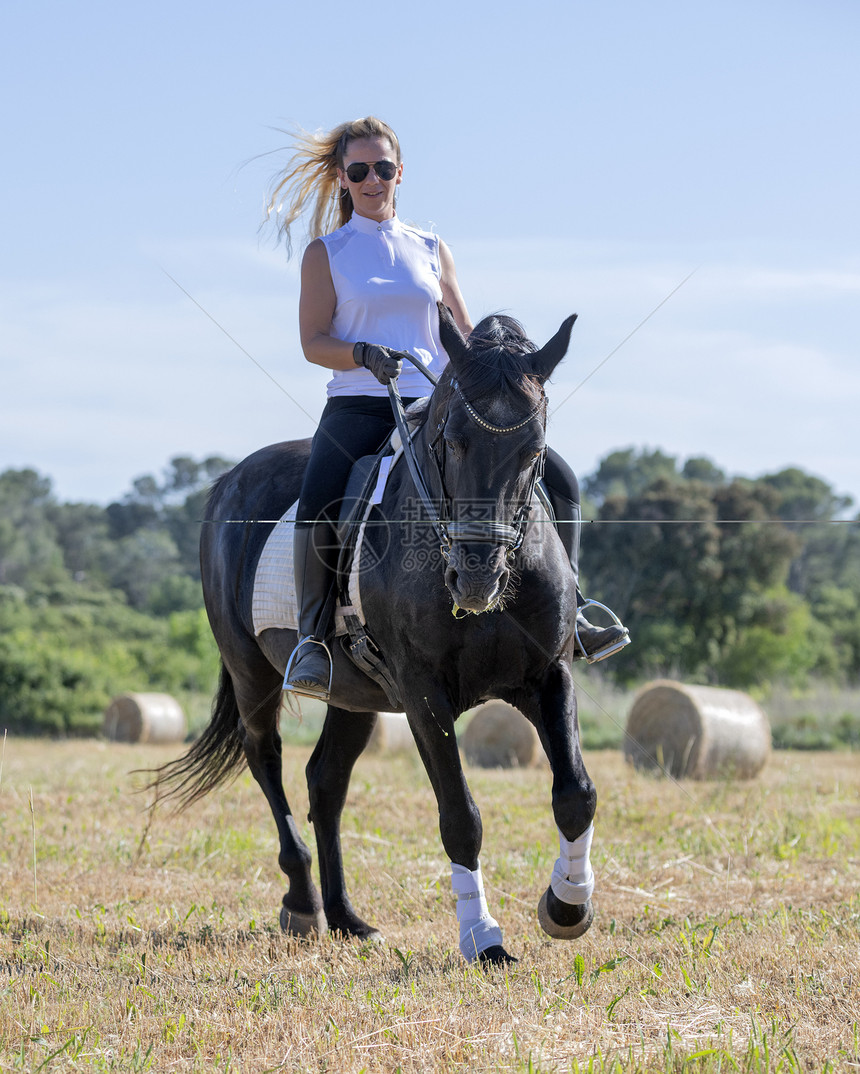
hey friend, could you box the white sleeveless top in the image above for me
[319,213,448,398]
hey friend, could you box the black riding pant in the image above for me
[296,396,419,531]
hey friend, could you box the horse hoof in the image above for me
[478,944,518,967]
[332,924,384,945]
[537,888,594,940]
[280,904,327,937]
[325,909,384,944]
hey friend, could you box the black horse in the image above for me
[151,306,597,964]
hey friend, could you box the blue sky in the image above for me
[2,0,858,515]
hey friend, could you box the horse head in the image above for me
[429,303,577,615]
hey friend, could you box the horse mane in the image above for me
[404,396,432,427]
[455,313,543,406]
[206,469,235,516]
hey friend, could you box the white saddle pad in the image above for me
[252,502,305,636]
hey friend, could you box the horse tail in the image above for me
[143,661,246,811]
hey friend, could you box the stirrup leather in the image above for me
[282,636,334,700]
[574,599,631,665]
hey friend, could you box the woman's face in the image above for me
[338,136,402,222]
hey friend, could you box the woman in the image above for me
[269,116,628,700]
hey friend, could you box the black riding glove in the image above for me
[353,341,404,385]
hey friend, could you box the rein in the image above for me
[387,379,450,552]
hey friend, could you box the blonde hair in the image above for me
[266,116,401,255]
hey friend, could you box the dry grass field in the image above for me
[1,731,858,1072]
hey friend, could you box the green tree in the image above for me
[760,467,853,522]
[584,447,680,505]
[0,585,220,735]
[47,500,114,585]
[681,456,726,486]
[583,471,805,687]
[105,530,182,610]
[0,456,234,736]
[0,469,66,587]
[584,477,723,680]
[758,468,859,682]
[105,454,233,585]
[712,588,827,689]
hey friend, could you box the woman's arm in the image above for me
[439,239,473,336]
[298,239,358,370]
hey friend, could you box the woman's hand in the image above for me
[353,342,404,385]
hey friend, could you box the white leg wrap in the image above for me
[550,823,595,906]
[451,862,503,962]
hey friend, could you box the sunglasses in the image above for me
[344,159,398,183]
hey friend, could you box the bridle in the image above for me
[388,373,547,566]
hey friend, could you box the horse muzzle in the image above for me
[444,543,511,614]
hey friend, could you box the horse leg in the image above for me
[305,705,381,940]
[514,660,597,940]
[232,662,326,936]
[405,692,514,966]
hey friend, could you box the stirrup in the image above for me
[282,636,333,701]
[574,599,631,665]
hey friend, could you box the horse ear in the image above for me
[531,313,578,383]
[437,301,470,370]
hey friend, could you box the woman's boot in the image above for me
[283,524,336,700]
[553,497,631,664]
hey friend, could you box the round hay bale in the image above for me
[624,679,770,779]
[103,692,187,744]
[460,701,544,769]
[368,712,415,752]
